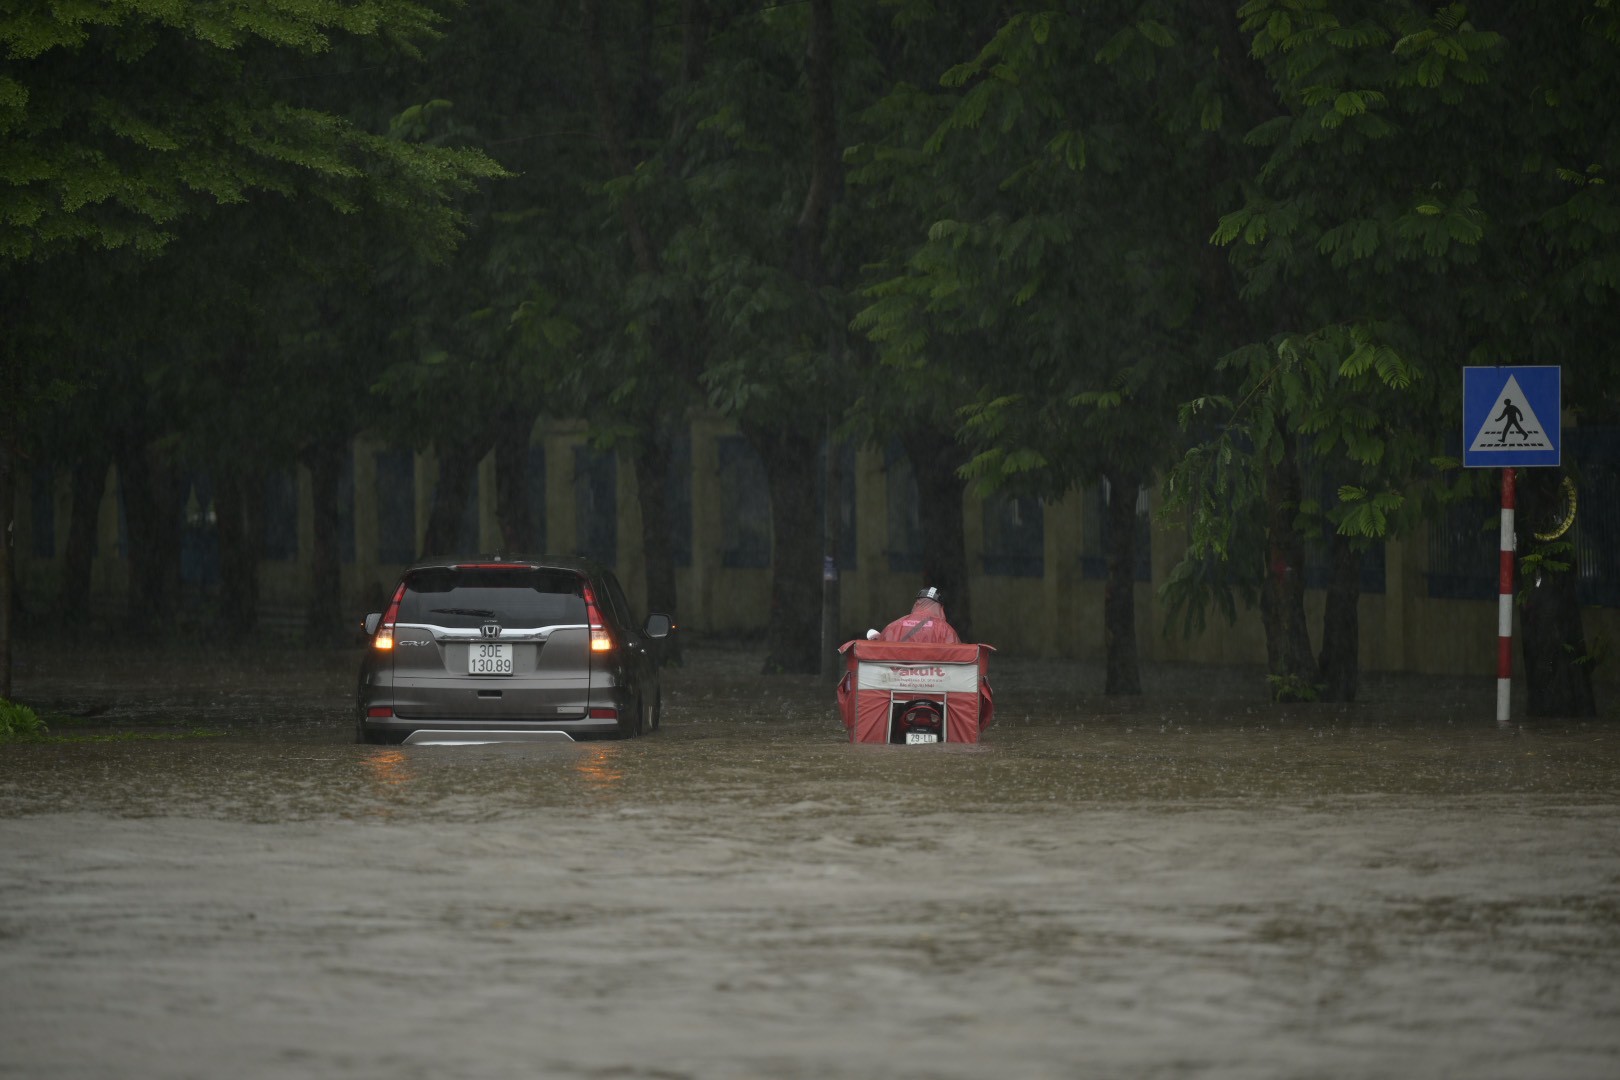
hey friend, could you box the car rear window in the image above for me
[396,568,588,629]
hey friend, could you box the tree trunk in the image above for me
[421,439,485,559]
[1102,469,1142,695]
[581,0,661,274]
[304,440,346,646]
[900,429,974,643]
[0,442,13,699]
[632,416,683,665]
[579,0,703,664]
[120,440,183,633]
[788,0,838,284]
[59,455,107,629]
[493,409,537,553]
[1517,468,1596,717]
[214,466,262,641]
[1259,428,1316,700]
[791,0,840,672]
[1316,531,1361,703]
[744,421,822,674]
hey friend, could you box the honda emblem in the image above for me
[481,622,501,640]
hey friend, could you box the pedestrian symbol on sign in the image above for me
[1493,398,1527,443]
[1468,375,1552,454]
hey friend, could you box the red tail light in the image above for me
[581,582,613,653]
[381,582,405,623]
[587,706,618,720]
[375,582,406,651]
[367,706,394,718]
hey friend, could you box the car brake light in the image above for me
[581,582,613,653]
[381,582,405,623]
[453,562,532,570]
[367,706,394,718]
[588,706,618,720]
[375,582,406,651]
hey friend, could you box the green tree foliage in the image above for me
[852,2,1271,691]
[5,2,1616,711]
[610,0,882,673]
[0,0,505,673]
[0,0,501,259]
[1167,1,1618,709]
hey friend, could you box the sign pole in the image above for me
[1497,467,1516,725]
[1465,365,1556,725]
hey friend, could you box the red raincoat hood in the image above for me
[879,597,960,644]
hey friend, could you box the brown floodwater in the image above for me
[2,642,1618,1079]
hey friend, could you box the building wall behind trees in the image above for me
[14,417,1620,690]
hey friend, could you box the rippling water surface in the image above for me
[3,643,1617,1079]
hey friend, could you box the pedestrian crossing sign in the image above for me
[1463,366,1561,468]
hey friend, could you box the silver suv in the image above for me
[356,555,672,744]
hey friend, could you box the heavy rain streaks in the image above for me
[7,6,1620,1077]
[3,643,1619,1079]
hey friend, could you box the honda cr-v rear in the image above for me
[356,556,671,744]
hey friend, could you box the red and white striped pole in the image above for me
[1497,467,1516,724]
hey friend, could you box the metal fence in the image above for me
[1427,426,1620,606]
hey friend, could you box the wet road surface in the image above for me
[3,644,1618,1079]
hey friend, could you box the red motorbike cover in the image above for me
[836,640,994,743]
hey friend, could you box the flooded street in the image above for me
[3,644,1619,1079]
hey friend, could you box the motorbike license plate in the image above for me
[469,642,513,675]
[906,731,939,744]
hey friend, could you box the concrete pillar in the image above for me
[1148,486,1189,662]
[962,487,984,581]
[687,418,725,633]
[478,450,498,553]
[544,427,581,557]
[353,440,379,577]
[296,462,315,564]
[414,450,433,559]
[1044,490,1083,659]
[1383,530,1420,674]
[94,464,121,599]
[618,445,645,600]
[850,445,887,637]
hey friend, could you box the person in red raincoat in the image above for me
[877,586,961,644]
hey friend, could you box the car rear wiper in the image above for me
[429,607,498,617]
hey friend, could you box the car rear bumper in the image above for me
[402,729,580,745]
[358,715,623,742]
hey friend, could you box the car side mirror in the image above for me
[362,612,382,636]
[644,613,672,639]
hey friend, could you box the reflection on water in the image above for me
[361,748,414,789]
[349,740,623,817]
[571,744,624,791]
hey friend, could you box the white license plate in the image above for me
[905,731,939,744]
[468,642,513,675]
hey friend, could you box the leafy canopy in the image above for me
[0,0,503,260]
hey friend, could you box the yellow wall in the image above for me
[11,419,1619,692]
